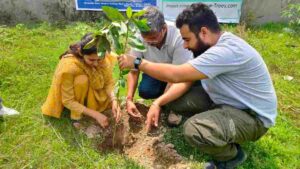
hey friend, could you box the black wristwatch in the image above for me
[134,57,142,70]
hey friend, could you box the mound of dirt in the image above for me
[80,103,189,169]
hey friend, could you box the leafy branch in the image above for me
[84,6,149,104]
[282,3,300,31]
[84,6,150,147]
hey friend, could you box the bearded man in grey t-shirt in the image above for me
[119,3,277,169]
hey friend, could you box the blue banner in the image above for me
[75,0,242,23]
[76,0,157,11]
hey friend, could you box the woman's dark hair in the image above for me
[176,3,221,36]
[59,33,97,59]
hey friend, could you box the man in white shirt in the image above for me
[126,6,194,124]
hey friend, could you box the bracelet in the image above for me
[126,96,133,102]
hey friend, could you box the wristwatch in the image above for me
[134,57,142,70]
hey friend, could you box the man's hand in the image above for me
[118,54,135,70]
[126,100,142,118]
[145,103,161,132]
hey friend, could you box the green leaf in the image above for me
[128,35,146,52]
[129,35,144,46]
[133,18,151,32]
[93,28,109,38]
[100,36,111,52]
[101,28,110,34]
[129,42,146,52]
[108,27,124,55]
[119,79,126,88]
[102,6,125,21]
[83,37,97,49]
[97,36,111,58]
[120,22,128,35]
[121,69,130,76]
[111,22,121,27]
[97,51,106,59]
[133,10,146,18]
[126,6,133,19]
[93,32,102,37]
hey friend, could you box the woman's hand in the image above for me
[83,107,109,128]
[112,100,122,123]
[96,113,109,128]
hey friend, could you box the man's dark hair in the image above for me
[141,6,166,34]
[176,3,221,35]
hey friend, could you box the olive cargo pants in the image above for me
[165,84,268,161]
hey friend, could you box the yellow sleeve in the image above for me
[61,72,86,113]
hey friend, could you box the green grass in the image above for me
[0,22,299,168]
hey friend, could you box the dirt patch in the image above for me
[78,103,189,169]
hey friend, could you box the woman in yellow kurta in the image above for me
[42,33,120,128]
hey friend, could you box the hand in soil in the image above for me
[98,103,186,168]
[145,104,161,132]
[126,100,142,118]
[112,100,122,123]
[96,113,109,128]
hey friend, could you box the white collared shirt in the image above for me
[130,24,193,65]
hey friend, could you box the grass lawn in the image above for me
[0,22,299,169]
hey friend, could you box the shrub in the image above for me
[281,3,300,31]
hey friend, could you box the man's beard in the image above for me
[190,37,211,58]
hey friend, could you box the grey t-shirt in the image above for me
[189,32,277,128]
[130,24,193,65]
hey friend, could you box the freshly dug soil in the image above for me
[80,103,189,169]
